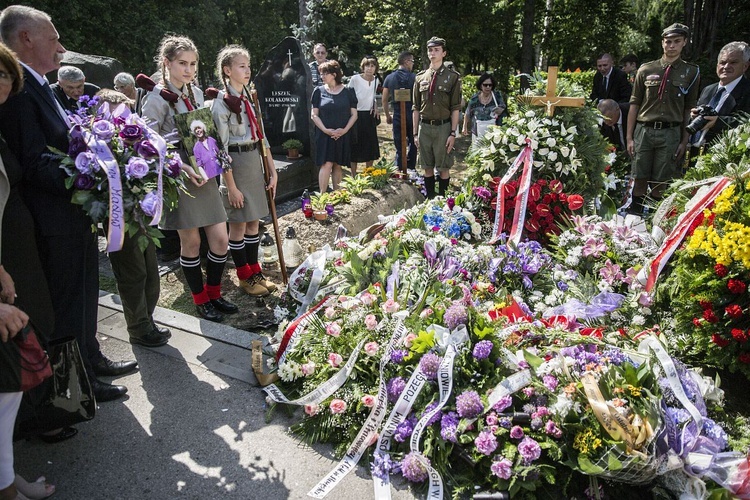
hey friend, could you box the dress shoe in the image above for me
[91,356,138,377]
[154,324,172,338]
[196,302,224,322]
[91,378,127,402]
[210,297,238,314]
[130,329,169,348]
[38,426,77,444]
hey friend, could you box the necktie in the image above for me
[613,124,625,149]
[42,82,69,124]
[428,70,437,104]
[657,65,672,100]
[603,76,608,93]
[708,86,726,109]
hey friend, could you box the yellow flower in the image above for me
[712,184,735,215]
[626,384,641,397]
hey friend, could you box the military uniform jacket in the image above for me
[412,64,461,121]
[630,57,699,124]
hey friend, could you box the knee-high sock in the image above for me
[229,239,252,280]
[424,175,436,199]
[180,254,207,304]
[206,250,227,289]
[244,233,260,266]
[438,177,450,196]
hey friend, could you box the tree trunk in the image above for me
[299,0,309,42]
[520,0,536,91]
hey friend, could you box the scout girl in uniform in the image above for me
[212,45,278,297]
[141,34,237,322]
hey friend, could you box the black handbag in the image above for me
[15,336,96,437]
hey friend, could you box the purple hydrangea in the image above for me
[371,451,400,481]
[493,394,513,413]
[542,375,558,391]
[419,352,440,380]
[394,415,416,443]
[443,302,468,330]
[125,157,150,179]
[456,391,483,418]
[440,411,459,443]
[390,349,407,364]
[420,401,443,427]
[703,418,729,451]
[400,452,429,483]
[472,340,493,360]
[517,436,541,464]
[510,426,524,439]
[474,429,498,455]
[387,377,406,403]
[490,457,512,480]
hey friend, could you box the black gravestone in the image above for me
[254,37,313,158]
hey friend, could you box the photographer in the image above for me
[690,42,750,150]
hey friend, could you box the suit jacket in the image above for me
[49,81,100,113]
[599,105,629,151]
[590,67,632,105]
[0,68,89,236]
[697,75,750,144]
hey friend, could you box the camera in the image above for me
[686,104,718,135]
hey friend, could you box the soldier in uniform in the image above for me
[626,23,700,215]
[412,37,461,199]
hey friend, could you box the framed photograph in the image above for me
[173,107,228,180]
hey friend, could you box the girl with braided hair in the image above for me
[141,34,237,322]
[211,45,278,297]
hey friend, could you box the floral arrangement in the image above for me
[601,148,632,215]
[658,178,750,377]
[361,158,397,189]
[422,197,483,241]
[56,96,186,249]
[466,104,609,202]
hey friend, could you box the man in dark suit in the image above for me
[49,65,99,113]
[597,98,629,151]
[590,53,632,106]
[0,5,136,403]
[691,41,750,147]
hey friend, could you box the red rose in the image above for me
[739,352,750,364]
[567,195,585,211]
[714,264,729,277]
[725,304,744,319]
[712,334,730,347]
[731,328,748,343]
[703,309,719,323]
[698,300,713,310]
[728,279,747,294]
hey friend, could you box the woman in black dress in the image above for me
[311,60,358,191]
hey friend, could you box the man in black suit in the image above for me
[597,98,629,151]
[0,5,136,403]
[590,53,632,106]
[691,41,750,148]
[49,65,99,113]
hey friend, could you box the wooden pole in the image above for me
[399,101,407,175]
[248,83,289,284]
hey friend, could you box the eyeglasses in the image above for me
[0,71,16,83]
[482,83,493,87]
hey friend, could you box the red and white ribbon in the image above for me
[489,139,534,244]
[643,176,731,292]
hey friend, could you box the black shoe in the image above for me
[91,356,138,377]
[38,426,78,444]
[196,302,224,322]
[211,297,238,314]
[153,324,172,339]
[130,329,169,348]
[91,378,128,402]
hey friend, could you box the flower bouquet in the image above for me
[361,158,397,189]
[56,97,186,250]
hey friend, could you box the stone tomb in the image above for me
[254,37,316,201]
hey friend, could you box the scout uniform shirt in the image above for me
[413,64,462,121]
[630,57,700,124]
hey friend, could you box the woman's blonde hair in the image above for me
[154,34,198,85]
[216,44,250,89]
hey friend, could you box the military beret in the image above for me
[662,23,690,38]
[426,37,446,48]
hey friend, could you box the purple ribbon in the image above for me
[82,128,125,252]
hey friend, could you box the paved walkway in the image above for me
[14,293,413,500]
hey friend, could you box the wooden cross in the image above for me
[523,66,585,116]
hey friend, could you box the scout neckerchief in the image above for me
[240,88,263,142]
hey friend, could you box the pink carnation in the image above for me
[328,352,343,368]
[382,299,400,314]
[304,404,320,416]
[365,314,378,330]
[301,361,316,376]
[361,395,376,407]
[364,341,379,356]
[326,322,342,337]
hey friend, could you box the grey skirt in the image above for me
[161,176,227,230]
[221,149,269,222]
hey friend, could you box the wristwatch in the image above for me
[449,131,456,137]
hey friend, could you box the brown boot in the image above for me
[250,263,278,292]
[240,274,270,297]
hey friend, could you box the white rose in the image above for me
[546,137,556,147]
